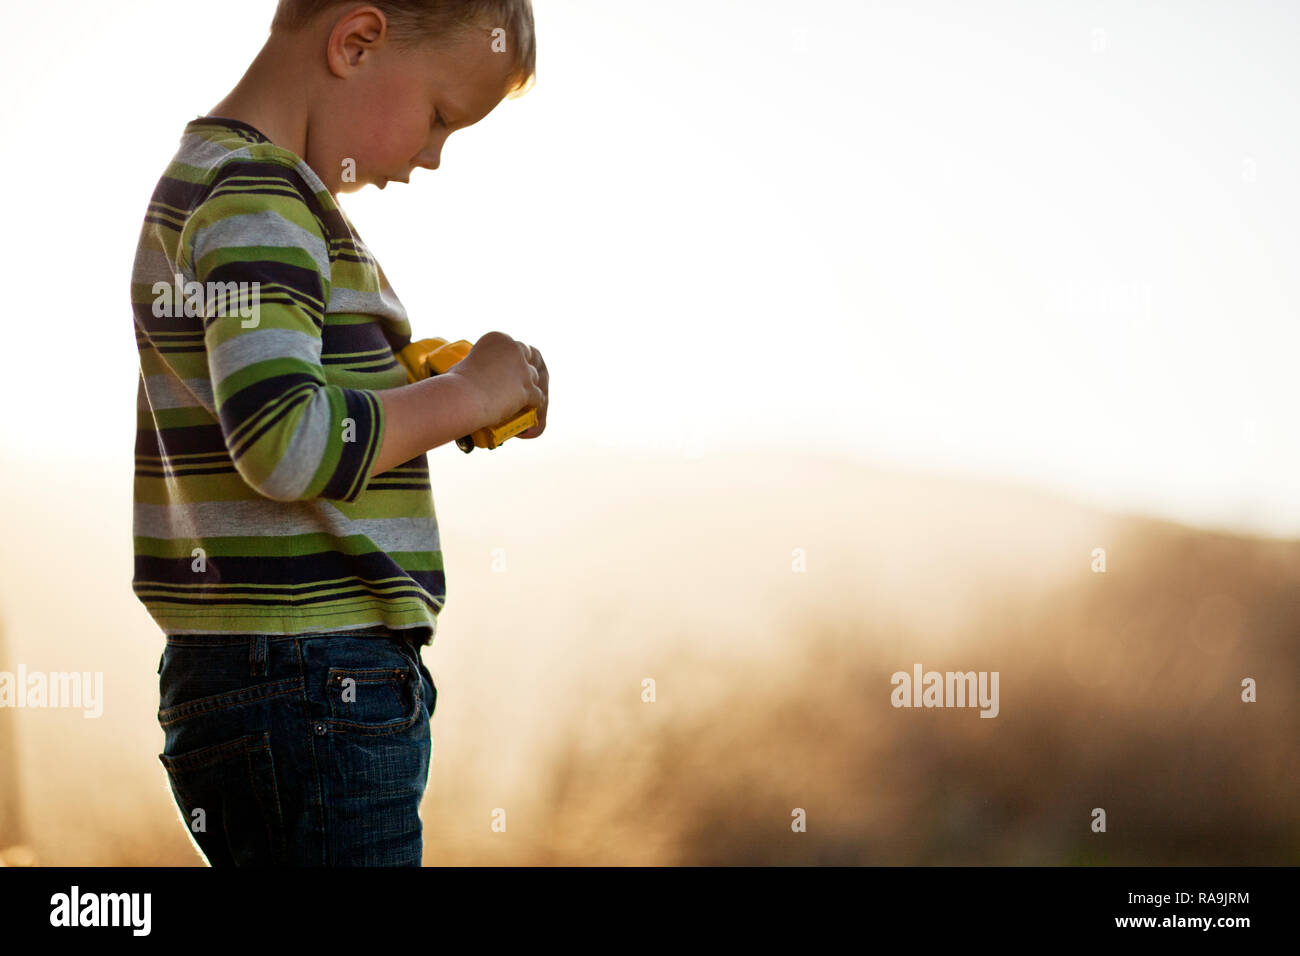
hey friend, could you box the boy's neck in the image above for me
[208,35,313,172]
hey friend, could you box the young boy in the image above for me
[131,0,547,866]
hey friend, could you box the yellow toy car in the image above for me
[396,337,538,454]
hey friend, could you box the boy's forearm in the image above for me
[369,373,484,477]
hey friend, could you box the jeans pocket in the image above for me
[158,730,285,866]
[389,636,438,719]
[325,662,420,732]
[313,635,423,735]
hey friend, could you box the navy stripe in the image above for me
[135,552,444,594]
[321,390,380,501]
[225,383,317,461]
[137,424,228,457]
[135,585,442,613]
[321,323,393,354]
[219,373,322,437]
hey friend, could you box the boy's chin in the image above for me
[333,177,376,195]
[334,174,402,195]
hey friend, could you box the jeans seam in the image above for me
[294,637,329,866]
[158,677,303,726]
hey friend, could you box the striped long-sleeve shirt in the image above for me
[130,115,444,644]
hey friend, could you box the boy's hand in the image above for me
[448,331,548,438]
[516,343,548,439]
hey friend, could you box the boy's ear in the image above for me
[325,7,390,76]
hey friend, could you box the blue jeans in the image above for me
[156,629,436,866]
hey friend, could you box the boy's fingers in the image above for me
[527,346,545,384]
[518,413,545,439]
[516,342,547,439]
[530,348,548,400]
[521,383,546,439]
[525,344,546,412]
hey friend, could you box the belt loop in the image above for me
[250,635,268,677]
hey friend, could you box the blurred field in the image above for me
[1,448,1296,865]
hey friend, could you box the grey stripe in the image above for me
[288,155,331,199]
[134,501,439,552]
[255,388,333,500]
[132,246,179,286]
[209,328,322,382]
[191,209,331,276]
[174,135,251,170]
[142,374,215,412]
[329,285,408,320]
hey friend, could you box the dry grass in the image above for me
[2,450,1296,864]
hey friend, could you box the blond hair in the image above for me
[272,0,535,94]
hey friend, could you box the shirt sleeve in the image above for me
[181,159,386,503]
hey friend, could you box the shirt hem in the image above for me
[143,598,441,645]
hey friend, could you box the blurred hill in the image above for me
[0,448,1295,864]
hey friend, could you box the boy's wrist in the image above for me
[440,369,488,435]
[369,371,486,476]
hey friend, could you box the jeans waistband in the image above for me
[163,625,428,647]
[160,627,430,679]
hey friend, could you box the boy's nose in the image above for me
[414,142,443,172]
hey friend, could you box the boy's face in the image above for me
[318,13,517,194]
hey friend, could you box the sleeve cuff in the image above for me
[318,387,385,502]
